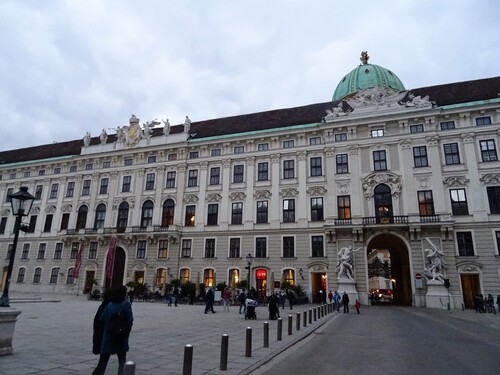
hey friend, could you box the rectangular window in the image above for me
[21,243,30,259]
[49,268,59,284]
[309,137,321,145]
[310,157,322,176]
[39,169,46,176]
[188,170,198,187]
[66,268,75,284]
[256,201,268,224]
[450,188,468,215]
[17,267,25,283]
[124,158,133,166]
[475,116,492,126]
[233,165,244,183]
[258,162,269,181]
[33,268,42,284]
[373,150,387,171]
[147,155,157,163]
[9,173,15,179]
[211,148,221,156]
[35,185,43,200]
[457,232,474,256]
[338,195,351,219]
[283,199,295,222]
[189,151,199,159]
[102,161,110,168]
[29,215,37,233]
[496,231,500,255]
[255,237,267,258]
[88,242,98,259]
[444,143,460,165]
[204,238,215,258]
[185,205,195,226]
[166,171,176,188]
[6,244,13,260]
[283,160,295,179]
[335,133,347,142]
[99,178,109,194]
[81,180,91,196]
[24,171,30,178]
[37,243,46,259]
[158,240,168,258]
[311,197,324,221]
[136,240,146,259]
[231,202,243,224]
[167,153,177,161]
[207,204,218,225]
[336,154,349,174]
[70,242,79,259]
[229,238,240,258]
[54,243,63,259]
[54,167,61,174]
[487,186,500,214]
[69,165,77,172]
[43,214,53,233]
[283,140,294,148]
[418,190,435,216]
[122,176,131,192]
[181,239,192,258]
[85,163,93,171]
[440,121,455,130]
[480,140,498,162]
[60,213,69,231]
[234,145,244,154]
[0,217,7,234]
[50,183,59,199]
[311,236,324,257]
[258,143,269,151]
[5,188,13,203]
[145,173,155,190]
[283,236,295,258]
[410,124,424,133]
[371,129,384,137]
[413,146,429,167]
[66,181,75,197]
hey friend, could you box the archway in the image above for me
[367,233,412,306]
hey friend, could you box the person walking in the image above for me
[92,285,133,375]
[92,289,112,355]
[268,294,279,320]
[222,287,231,312]
[204,287,216,314]
[333,291,341,312]
[173,285,179,307]
[342,291,350,313]
[354,299,361,314]
[328,290,333,304]
[287,289,295,310]
[238,289,247,314]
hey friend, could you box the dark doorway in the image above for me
[84,270,96,294]
[311,272,327,303]
[460,273,480,309]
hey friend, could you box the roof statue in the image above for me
[142,122,153,144]
[99,129,108,145]
[162,119,170,135]
[124,114,142,147]
[360,50,369,65]
[83,132,91,147]
[184,116,192,133]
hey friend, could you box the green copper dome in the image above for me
[332,52,405,101]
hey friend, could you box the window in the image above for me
[158,240,168,258]
[66,181,75,197]
[33,267,42,284]
[258,143,269,151]
[413,146,428,167]
[255,237,267,258]
[49,268,59,284]
[0,217,7,234]
[487,186,500,214]
[166,171,176,188]
[141,200,154,227]
[161,199,175,227]
[440,121,455,130]
[122,176,132,192]
[283,160,295,179]
[181,239,192,258]
[211,148,221,156]
[475,116,491,126]
[37,243,46,259]
[29,215,37,233]
[450,189,468,215]
[283,236,295,258]
[418,190,435,216]
[16,267,26,283]
[43,214,53,232]
[495,231,500,255]
[145,173,155,190]
[81,180,91,196]
[444,143,460,165]
[102,161,110,168]
[124,158,133,166]
[155,269,166,288]
[21,244,30,259]
[310,157,322,176]
[35,185,43,200]
[185,206,196,226]
[205,238,215,258]
[147,155,157,163]
[69,165,77,172]
[256,201,268,224]
[39,169,46,176]
[5,188,13,202]
[283,269,295,286]
[24,171,30,178]
[94,204,106,229]
[229,238,240,258]
[167,153,177,161]
[410,124,424,133]
[335,133,347,142]
[336,154,349,174]
[136,240,146,259]
[457,232,474,256]
[188,170,198,187]
[283,140,294,148]
[480,140,498,162]
[258,162,269,181]
[9,173,15,179]
[283,199,295,222]
[99,178,109,194]
[234,145,244,154]
[70,242,79,259]
[338,195,351,219]
[66,268,75,284]
[204,268,215,287]
[371,129,384,137]
[311,197,324,221]
[54,167,61,174]
[207,204,218,225]
[117,202,129,231]
[233,165,244,183]
[54,243,63,259]
[88,242,98,259]
[60,213,69,231]
[189,151,199,159]
[373,150,387,171]
[231,202,243,224]
[311,236,324,257]
[310,137,321,145]
[180,268,190,283]
[76,205,88,229]
[50,183,59,199]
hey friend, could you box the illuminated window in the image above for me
[204,268,215,287]
[283,269,295,286]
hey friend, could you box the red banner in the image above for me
[74,241,84,279]
[105,237,118,279]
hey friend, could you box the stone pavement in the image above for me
[0,293,336,375]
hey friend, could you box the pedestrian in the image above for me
[497,295,500,313]
[287,289,295,310]
[355,299,361,314]
[173,285,179,307]
[333,291,341,311]
[204,287,216,314]
[342,291,350,313]
[165,285,172,306]
[222,287,231,312]
[92,285,133,375]
[328,290,333,304]
[92,289,112,355]
[268,294,279,320]
[238,289,247,314]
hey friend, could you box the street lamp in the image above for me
[0,187,35,307]
[245,253,253,290]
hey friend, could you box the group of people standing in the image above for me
[327,290,361,314]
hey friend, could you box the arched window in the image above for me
[66,268,75,284]
[94,203,106,229]
[117,202,129,232]
[50,267,60,284]
[180,268,190,284]
[76,205,88,230]
[155,268,166,288]
[282,269,295,286]
[228,268,240,290]
[33,267,42,284]
[374,184,393,222]
[162,199,175,227]
[16,267,26,283]
[141,200,154,228]
[204,268,215,287]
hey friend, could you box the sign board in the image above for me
[415,273,423,289]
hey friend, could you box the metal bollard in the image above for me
[277,318,283,341]
[123,361,135,375]
[263,321,269,347]
[245,327,252,357]
[296,312,301,331]
[303,310,307,327]
[220,334,229,371]
[288,315,293,335]
[313,307,317,321]
[183,344,193,375]
[309,308,312,324]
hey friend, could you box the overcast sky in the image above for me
[1,0,499,152]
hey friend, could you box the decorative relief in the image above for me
[45,205,56,213]
[399,139,411,149]
[416,176,431,188]
[31,207,40,214]
[61,204,72,212]
[461,133,475,143]
[200,161,208,170]
[443,176,469,187]
[280,188,299,198]
[113,197,135,209]
[348,145,359,155]
[426,136,439,147]
[254,190,272,199]
[246,157,255,166]
[298,151,307,160]
[307,186,327,196]
[92,172,100,181]
[178,163,188,172]
[324,147,335,157]
[1,209,11,216]
[480,173,500,185]
[229,192,247,201]
[362,172,402,198]
[183,194,199,204]
[271,154,281,163]
[206,193,222,202]
[223,159,231,168]
[457,262,482,273]
[336,182,350,194]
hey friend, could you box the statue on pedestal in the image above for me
[337,246,361,280]
[423,237,447,283]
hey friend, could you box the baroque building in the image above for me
[1,52,499,308]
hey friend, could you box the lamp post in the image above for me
[0,187,35,307]
[245,253,253,290]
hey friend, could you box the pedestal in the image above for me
[425,281,452,309]
[337,279,358,304]
[0,308,22,356]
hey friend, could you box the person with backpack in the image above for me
[238,289,247,314]
[92,285,134,375]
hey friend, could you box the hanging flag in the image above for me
[74,240,84,279]
[105,237,118,279]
